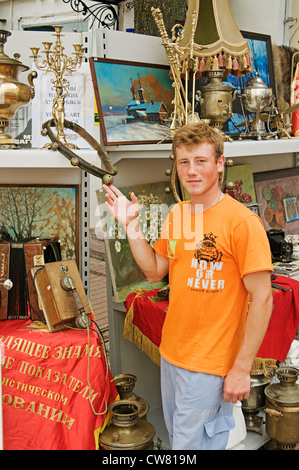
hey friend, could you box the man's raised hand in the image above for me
[103,184,139,229]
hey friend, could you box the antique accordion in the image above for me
[0,235,61,321]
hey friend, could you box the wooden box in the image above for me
[31,260,91,332]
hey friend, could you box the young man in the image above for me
[103,123,273,450]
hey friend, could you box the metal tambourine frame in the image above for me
[41,119,118,183]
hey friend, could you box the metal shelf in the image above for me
[105,138,299,165]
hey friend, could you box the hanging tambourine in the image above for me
[41,119,118,184]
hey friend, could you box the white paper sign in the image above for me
[32,62,95,149]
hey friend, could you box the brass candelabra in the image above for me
[30,25,85,148]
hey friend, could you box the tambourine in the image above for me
[41,119,118,184]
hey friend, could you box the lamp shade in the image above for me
[177,0,252,74]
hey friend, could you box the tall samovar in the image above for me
[0,30,36,147]
[197,69,237,141]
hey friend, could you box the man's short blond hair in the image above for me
[172,123,224,162]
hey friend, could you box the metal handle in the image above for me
[265,407,283,421]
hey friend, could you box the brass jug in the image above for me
[0,30,36,146]
[98,400,156,450]
[265,367,299,450]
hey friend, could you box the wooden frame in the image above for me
[254,168,299,234]
[224,31,276,137]
[89,57,175,145]
[0,185,79,260]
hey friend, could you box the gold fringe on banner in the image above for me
[94,394,120,450]
[251,357,278,377]
[123,290,161,367]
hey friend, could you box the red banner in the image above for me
[1,320,118,450]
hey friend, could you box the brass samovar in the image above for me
[197,69,237,141]
[113,373,150,420]
[0,30,36,147]
[98,401,156,450]
[265,367,299,450]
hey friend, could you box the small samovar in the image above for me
[0,30,36,147]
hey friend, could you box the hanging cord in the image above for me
[64,320,109,417]
[86,324,108,416]
[90,318,109,360]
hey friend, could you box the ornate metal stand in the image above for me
[62,0,122,29]
[30,26,85,149]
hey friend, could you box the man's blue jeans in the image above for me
[160,356,235,450]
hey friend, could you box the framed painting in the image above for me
[0,185,79,260]
[223,31,276,137]
[283,196,299,222]
[254,168,299,234]
[89,57,175,145]
[225,163,256,204]
[97,181,175,302]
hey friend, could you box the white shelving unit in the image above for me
[106,138,299,161]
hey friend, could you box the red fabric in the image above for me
[291,62,299,136]
[124,290,167,348]
[0,320,118,450]
[125,277,299,363]
[292,111,299,137]
[257,275,299,361]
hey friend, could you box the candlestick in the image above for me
[30,26,85,148]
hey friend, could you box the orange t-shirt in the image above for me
[154,195,273,377]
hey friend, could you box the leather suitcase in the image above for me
[0,237,61,321]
